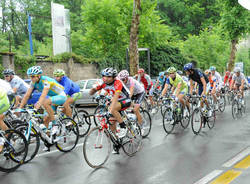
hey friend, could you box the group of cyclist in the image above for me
[0,62,249,153]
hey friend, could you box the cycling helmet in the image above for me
[53,69,65,77]
[101,67,117,77]
[183,63,194,71]
[159,72,164,77]
[27,66,43,76]
[3,69,15,76]
[138,68,144,74]
[177,70,183,75]
[117,70,129,80]
[167,67,177,73]
[225,71,230,76]
[234,67,240,73]
[209,66,216,71]
[204,70,210,75]
[164,70,169,75]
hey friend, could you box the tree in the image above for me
[219,0,250,71]
[129,0,140,75]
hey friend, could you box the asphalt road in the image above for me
[1,93,250,184]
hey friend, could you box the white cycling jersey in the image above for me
[232,73,246,85]
[9,75,29,97]
[213,71,223,87]
[124,77,144,95]
[0,79,13,94]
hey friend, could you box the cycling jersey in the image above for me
[169,73,188,94]
[188,69,209,85]
[0,79,13,94]
[213,71,223,87]
[208,75,217,89]
[0,88,9,114]
[124,77,144,95]
[96,79,130,100]
[232,73,246,85]
[137,74,153,90]
[224,75,232,85]
[9,75,29,97]
[58,76,80,96]
[30,76,65,96]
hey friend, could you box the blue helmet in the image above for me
[27,66,43,76]
[159,72,164,77]
[183,63,194,71]
[209,66,216,71]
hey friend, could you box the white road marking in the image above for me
[222,147,250,168]
[193,170,223,184]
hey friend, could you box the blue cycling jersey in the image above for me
[158,76,165,85]
[59,76,80,96]
[30,76,64,96]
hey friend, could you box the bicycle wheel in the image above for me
[161,99,170,116]
[83,127,111,168]
[122,121,142,157]
[232,100,239,120]
[73,109,91,137]
[0,129,28,172]
[141,98,150,112]
[162,108,175,134]
[218,96,226,112]
[180,106,190,129]
[140,109,151,138]
[191,108,202,135]
[94,105,108,126]
[207,110,216,129]
[56,118,79,152]
[14,121,40,163]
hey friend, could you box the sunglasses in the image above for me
[29,75,38,78]
[4,75,10,77]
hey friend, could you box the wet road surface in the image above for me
[1,94,250,184]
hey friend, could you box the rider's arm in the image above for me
[89,83,104,95]
[240,79,245,90]
[161,83,168,97]
[201,77,207,95]
[189,79,194,94]
[154,79,159,89]
[35,87,49,109]
[230,80,235,90]
[20,87,33,108]
[110,91,120,112]
[62,77,71,95]
[129,79,135,98]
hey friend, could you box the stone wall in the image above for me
[36,60,99,81]
[0,53,15,71]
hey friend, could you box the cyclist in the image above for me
[20,66,67,132]
[167,67,190,115]
[183,63,212,116]
[89,68,131,138]
[230,67,246,97]
[0,82,11,153]
[3,69,29,108]
[224,71,232,87]
[117,70,145,128]
[137,68,155,113]
[210,66,223,92]
[160,70,171,97]
[53,69,82,117]
[154,72,165,91]
[205,70,218,110]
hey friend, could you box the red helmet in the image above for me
[138,68,144,74]
[225,71,230,76]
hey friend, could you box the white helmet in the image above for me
[117,70,129,80]
[234,67,241,73]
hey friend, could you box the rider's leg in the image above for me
[42,98,54,128]
[0,114,8,131]
[134,104,142,124]
[63,97,74,117]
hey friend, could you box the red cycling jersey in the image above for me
[224,75,232,86]
[137,74,153,90]
[96,79,130,99]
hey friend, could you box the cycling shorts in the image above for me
[118,98,132,110]
[0,93,10,114]
[48,92,67,106]
[132,92,145,104]
[198,83,209,95]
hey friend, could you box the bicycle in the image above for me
[83,110,142,169]
[162,96,190,134]
[93,95,111,126]
[231,90,246,120]
[13,108,79,163]
[190,95,216,135]
[0,128,28,172]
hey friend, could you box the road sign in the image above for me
[235,62,244,72]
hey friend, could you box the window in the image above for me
[86,80,99,89]
[77,80,86,89]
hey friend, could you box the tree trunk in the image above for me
[129,0,141,76]
[227,39,238,71]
